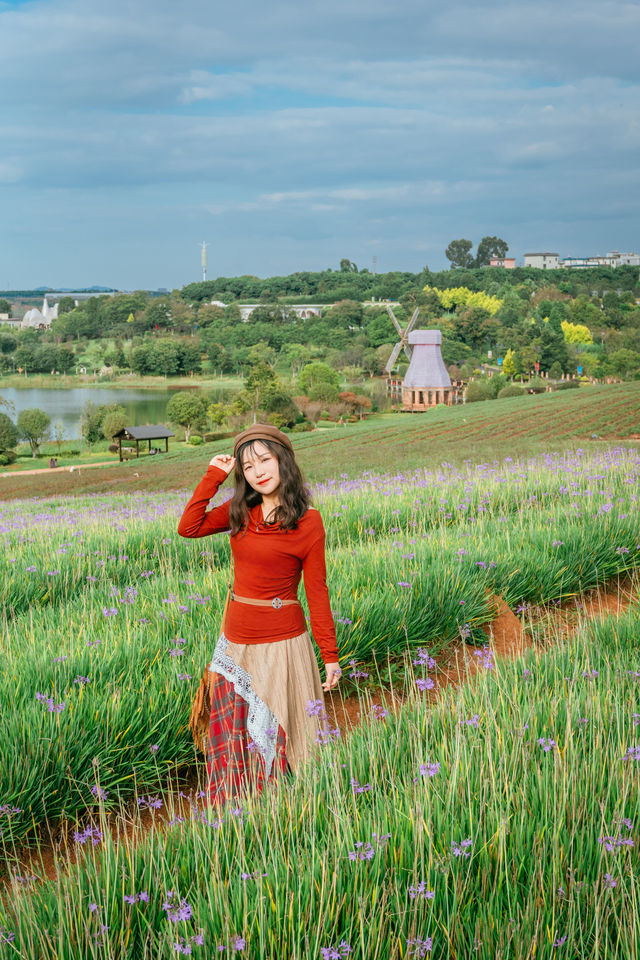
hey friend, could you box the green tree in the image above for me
[474,236,509,267]
[502,348,519,379]
[57,296,76,314]
[298,362,340,394]
[166,392,208,442]
[0,413,19,452]
[445,239,474,269]
[17,407,51,458]
[0,298,12,315]
[101,408,128,441]
[609,348,640,378]
[238,361,279,425]
[339,259,358,272]
[0,333,17,355]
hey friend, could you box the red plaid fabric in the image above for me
[206,669,290,804]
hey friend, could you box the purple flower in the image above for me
[150,744,159,753]
[408,881,435,901]
[417,761,440,779]
[137,795,163,810]
[124,891,149,905]
[537,738,557,752]
[451,837,473,858]
[162,893,193,923]
[315,726,341,745]
[350,778,372,794]
[102,606,118,618]
[413,648,436,669]
[406,936,433,957]
[553,934,568,947]
[74,676,91,685]
[91,785,108,800]
[603,873,617,888]
[371,704,388,720]
[416,677,435,692]
[305,699,326,717]
[74,825,103,846]
[169,648,185,657]
[598,835,635,852]
[397,581,412,588]
[320,942,352,959]
[47,570,60,576]
[177,673,192,681]
[460,714,480,728]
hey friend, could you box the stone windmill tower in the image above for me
[402,330,453,411]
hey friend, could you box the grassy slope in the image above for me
[1,382,640,501]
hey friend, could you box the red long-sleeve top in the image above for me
[177,465,339,664]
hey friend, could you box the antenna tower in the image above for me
[372,256,377,275]
[201,241,208,282]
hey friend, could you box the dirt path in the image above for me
[1,460,116,478]
[2,573,637,891]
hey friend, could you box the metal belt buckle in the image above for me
[271,597,283,609]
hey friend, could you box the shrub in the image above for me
[188,435,203,445]
[465,381,489,403]
[292,421,313,432]
[0,451,17,465]
[108,443,119,453]
[497,385,524,399]
[554,380,580,391]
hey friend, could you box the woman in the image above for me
[178,423,342,803]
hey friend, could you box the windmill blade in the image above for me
[402,342,414,362]
[385,340,404,374]
[386,304,404,338]
[405,307,420,335]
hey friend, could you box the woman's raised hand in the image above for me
[209,454,236,476]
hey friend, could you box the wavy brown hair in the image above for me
[228,437,312,536]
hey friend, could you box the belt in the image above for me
[230,588,302,610]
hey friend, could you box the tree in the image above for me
[57,296,76,315]
[445,239,474,269]
[237,361,279,425]
[298,362,340,394]
[101,409,128,441]
[0,413,19,452]
[474,236,509,267]
[502,348,519,379]
[166,392,208,442]
[339,259,358,272]
[609,348,640,378]
[17,407,51,458]
[0,298,12,315]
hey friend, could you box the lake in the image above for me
[0,386,188,440]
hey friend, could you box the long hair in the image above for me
[228,437,312,536]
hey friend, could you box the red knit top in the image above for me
[177,464,339,664]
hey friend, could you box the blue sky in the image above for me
[1,0,639,289]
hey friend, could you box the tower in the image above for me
[201,241,208,282]
[402,330,452,411]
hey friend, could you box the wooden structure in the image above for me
[113,425,174,462]
[384,304,420,374]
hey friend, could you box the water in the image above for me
[0,386,182,440]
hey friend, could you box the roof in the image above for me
[524,252,559,257]
[113,425,175,440]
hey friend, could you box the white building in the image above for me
[21,297,59,329]
[561,252,640,269]
[524,252,560,269]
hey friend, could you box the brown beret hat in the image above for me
[233,423,294,458]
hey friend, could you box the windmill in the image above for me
[384,305,420,375]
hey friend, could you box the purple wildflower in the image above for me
[74,826,103,846]
[603,873,617,888]
[102,606,118,617]
[553,934,567,947]
[320,942,352,959]
[406,936,433,957]
[371,704,388,720]
[91,785,108,800]
[408,881,435,901]
[451,837,473,858]
[137,795,163,810]
[350,778,372,794]
[417,761,440,779]
[460,714,480,728]
[74,676,91,685]
[305,699,326,717]
[416,677,435,691]
[413,648,436,669]
[537,738,557,752]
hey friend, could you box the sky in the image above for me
[1,0,639,290]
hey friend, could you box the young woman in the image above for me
[178,423,342,803]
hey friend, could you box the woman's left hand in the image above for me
[322,662,342,691]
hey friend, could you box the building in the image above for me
[401,330,454,411]
[489,257,516,269]
[524,253,560,270]
[561,251,640,269]
[21,297,59,329]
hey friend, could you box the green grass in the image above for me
[1,446,639,852]
[1,606,638,957]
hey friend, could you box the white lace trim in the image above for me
[208,631,279,779]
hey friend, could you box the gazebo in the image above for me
[113,425,175,462]
[402,330,453,411]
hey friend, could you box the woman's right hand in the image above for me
[209,454,236,476]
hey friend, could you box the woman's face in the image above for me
[240,440,281,497]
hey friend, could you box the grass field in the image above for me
[2,381,640,501]
[1,390,640,957]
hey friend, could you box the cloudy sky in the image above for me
[1,0,639,289]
